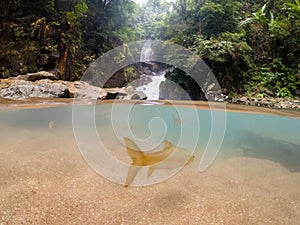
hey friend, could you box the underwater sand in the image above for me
[1,126,300,225]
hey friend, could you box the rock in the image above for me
[143,67,152,75]
[233,96,250,105]
[103,69,127,88]
[0,79,12,89]
[141,62,160,73]
[129,91,147,100]
[159,80,190,100]
[201,79,224,102]
[36,80,71,98]
[125,86,135,95]
[0,78,108,100]
[68,81,107,99]
[228,96,300,109]
[130,76,152,88]
[151,63,160,73]
[0,80,70,99]
[239,96,248,102]
[277,102,290,109]
[104,88,128,99]
[105,92,124,99]
[13,71,58,81]
[104,87,147,100]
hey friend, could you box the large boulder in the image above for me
[0,78,108,100]
[67,81,107,99]
[159,80,190,100]
[0,70,109,100]
[0,80,70,99]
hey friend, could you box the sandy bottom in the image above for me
[1,127,300,225]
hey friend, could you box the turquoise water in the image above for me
[1,102,300,224]
[1,103,299,173]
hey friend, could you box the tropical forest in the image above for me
[2,1,300,224]
[1,0,300,101]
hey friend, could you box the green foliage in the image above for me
[165,68,189,90]
[193,32,252,65]
[285,0,300,19]
[113,27,137,44]
[124,66,138,82]
[191,32,253,94]
[199,0,242,37]
[245,58,299,97]
[240,1,270,28]
[47,0,55,11]
[0,0,299,98]
[65,2,88,26]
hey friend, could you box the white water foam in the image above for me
[136,71,166,100]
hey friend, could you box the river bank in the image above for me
[0,71,299,110]
[229,96,300,109]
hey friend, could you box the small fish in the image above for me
[173,113,182,127]
[123,137,194,187]
[48,120,55,130]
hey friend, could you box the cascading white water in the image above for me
[137,40,166,100]
[136,71,166,100]
[140,40,154,62]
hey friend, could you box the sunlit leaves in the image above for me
[65,2,88,25]
[240,1,270,28]
[285,0,300,19]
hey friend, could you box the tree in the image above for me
[199,0,242,37]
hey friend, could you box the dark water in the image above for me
[1,103,299,173]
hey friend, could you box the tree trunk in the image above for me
[58,47,68,79]
[179,0,186,24]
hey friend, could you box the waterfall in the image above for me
[140,40,154,62]
[136,40,166,100]
[136,71,166,100]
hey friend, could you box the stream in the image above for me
[136,71,166,100]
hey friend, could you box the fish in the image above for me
[123,137,194,187]
[173,113,183,127]
[48,120,55,130]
